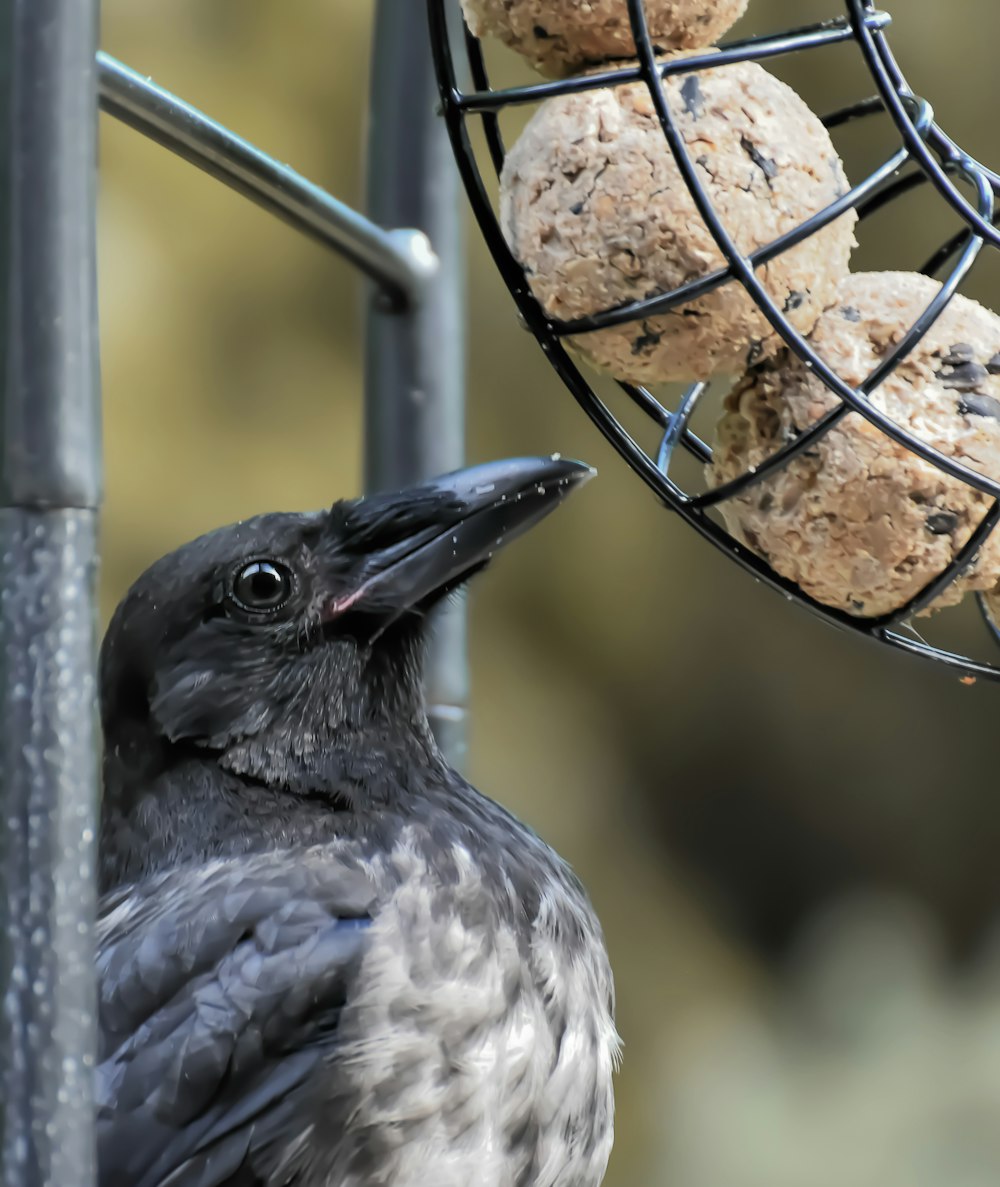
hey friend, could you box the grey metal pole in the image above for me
[0,2,101,1185]
[364,0,468,769]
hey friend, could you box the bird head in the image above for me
[100,456,594,787]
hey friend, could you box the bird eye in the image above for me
[230,560,294,614]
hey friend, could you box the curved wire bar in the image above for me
[456,13,892,112]
[656,383,708,476]
[849,0,1000,249]
[977,590,1000,649]
[877,501,1000,625]
[689,403,849,510]
[618,382,714,465]
[617,382,671,429]
[822,95,885,129]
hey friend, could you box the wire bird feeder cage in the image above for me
[429,0,1000,682]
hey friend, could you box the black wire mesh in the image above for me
[428,0,1000,681]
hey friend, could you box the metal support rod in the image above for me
[0,2,101,1186]
[97,53,437,311]
[365,1,468,768]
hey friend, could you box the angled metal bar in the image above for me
[98,52,437,311]
[1,3,101,1186]
[365,0,468,769]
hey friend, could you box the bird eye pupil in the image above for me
[250,568,278,597]
[231,560,292,612]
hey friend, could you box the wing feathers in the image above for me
[97,851,375,1187]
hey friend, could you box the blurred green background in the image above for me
[99,3,1000,1184]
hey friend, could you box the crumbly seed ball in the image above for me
[500,55,857,383]
[709,272,1000,618]
[460,0,749,77]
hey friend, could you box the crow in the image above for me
[96,456,619,1187]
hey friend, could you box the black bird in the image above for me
[97,456,619,1187]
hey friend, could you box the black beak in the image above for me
[325,456,595,621]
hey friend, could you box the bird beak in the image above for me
[325,456,595,621]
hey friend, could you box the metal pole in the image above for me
[0,2,101,1185]
[365,0,468,769]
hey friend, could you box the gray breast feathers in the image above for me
[293,834,619,1187]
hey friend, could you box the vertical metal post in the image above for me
[0,2,102,1185]
[364,0,468,769]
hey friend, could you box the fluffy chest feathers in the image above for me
[315,830,619,1187]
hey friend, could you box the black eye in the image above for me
[230,560,294,614]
